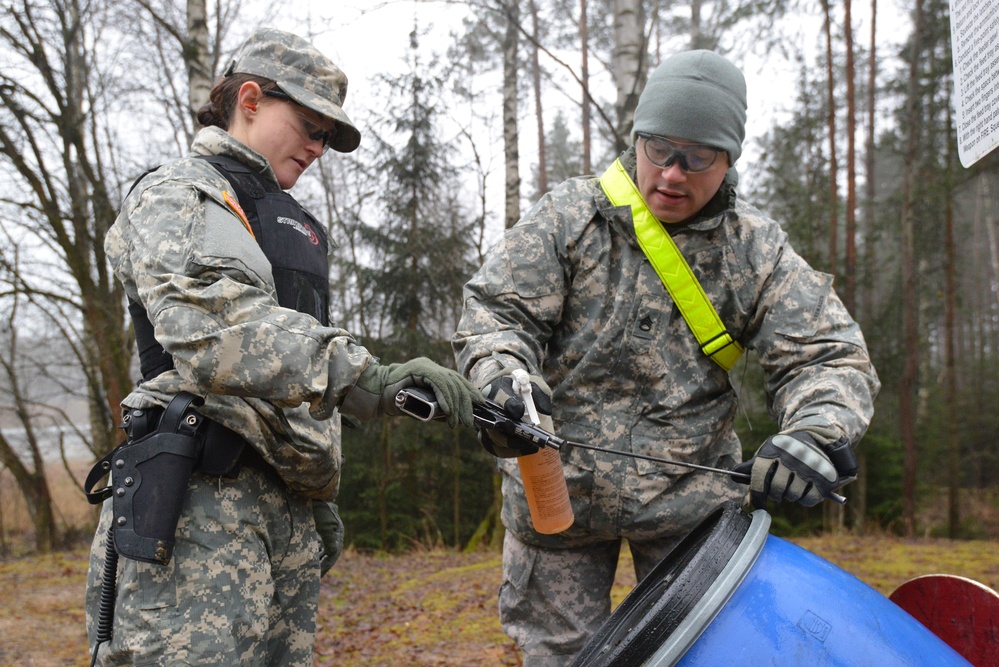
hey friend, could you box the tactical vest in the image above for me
[130,155,332,381]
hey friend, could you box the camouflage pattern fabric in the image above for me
[499,531,682,665]
[226,28,361,153]
[454,147,879,547]
[92,125,372,664]
[453,147,880,658]
[86,468,320,665]
[105,126,376,500]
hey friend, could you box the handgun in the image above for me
[394,386,562,451]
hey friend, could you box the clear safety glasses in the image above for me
[263,89,335,153]
[637,133,723,173]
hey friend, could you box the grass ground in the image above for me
[0,534,995,667]
[2,464,997,665]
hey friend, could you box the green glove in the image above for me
[341,357,481,428]
[313,500,344,577]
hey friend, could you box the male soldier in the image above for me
[453,50,880,665]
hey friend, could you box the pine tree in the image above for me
[337,27,492,551]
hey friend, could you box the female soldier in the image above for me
[85,28,480,666]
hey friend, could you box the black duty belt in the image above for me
[85,393,283,566]
[121,404,275,480]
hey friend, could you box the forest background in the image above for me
[0,0,997,561]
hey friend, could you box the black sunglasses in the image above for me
[262,89,335,152]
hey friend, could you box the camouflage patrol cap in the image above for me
[226,28,361,153]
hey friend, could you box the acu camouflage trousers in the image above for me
[86,466,322,666]
[499,530,682,667]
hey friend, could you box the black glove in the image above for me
[342,357,481,428]
[732,432,857,509]
[313,500,344,577]
[478,374,552,458]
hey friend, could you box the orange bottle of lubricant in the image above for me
[512,371,574,534]
[518,446,574,533]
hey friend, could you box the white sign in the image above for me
[951,0,999,167]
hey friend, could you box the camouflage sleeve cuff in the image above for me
[782,417,846,447]
[310,345,376,421]
[469,352,530,390]
[337,363,384,422]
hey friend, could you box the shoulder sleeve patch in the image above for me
[196,197,273,289]
[222,189,255,240]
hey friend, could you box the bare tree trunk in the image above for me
[981,175,999,463]
[862,0,878,325]
[0,293,57,553]
[132,0,218,144]
[855,0,878,531]
[982,173,999,418]
[502,0,522,228]
[690,0,702,48]
[530,0,547,194]
[985,173,999,318]
[844,0,857,316]
[463,469,504,552]
[900,0,925,538]
[378,418,391,550]
[453,428,461,548]
[971,173,985,430]
[187,0,211,129]
[821,0,841,534]
[581,0,592,174]
[69,7,132,456]
[0,438,57,552]
[612,0,646,151]
[822,0,840,277]
[944,100,960,539]
[829,0,858,533]
[971,174,986,412]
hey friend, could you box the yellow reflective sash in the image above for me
[599,158,744,371]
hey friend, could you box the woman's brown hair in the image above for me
[196,74,280,130]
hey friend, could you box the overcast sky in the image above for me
[259,0,909,225]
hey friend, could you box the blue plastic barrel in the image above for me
[573,503,973,667]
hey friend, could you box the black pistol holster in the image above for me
[86,392,208,565]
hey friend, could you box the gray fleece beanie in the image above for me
[632,50,747,164]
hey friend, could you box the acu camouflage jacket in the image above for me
[105,127,374,500]
[453,148,880,544]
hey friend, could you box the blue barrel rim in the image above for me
[569,502,759,666]
[643,508,770,666]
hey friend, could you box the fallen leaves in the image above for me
[1,535,995,666]
[315,549,521,666]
